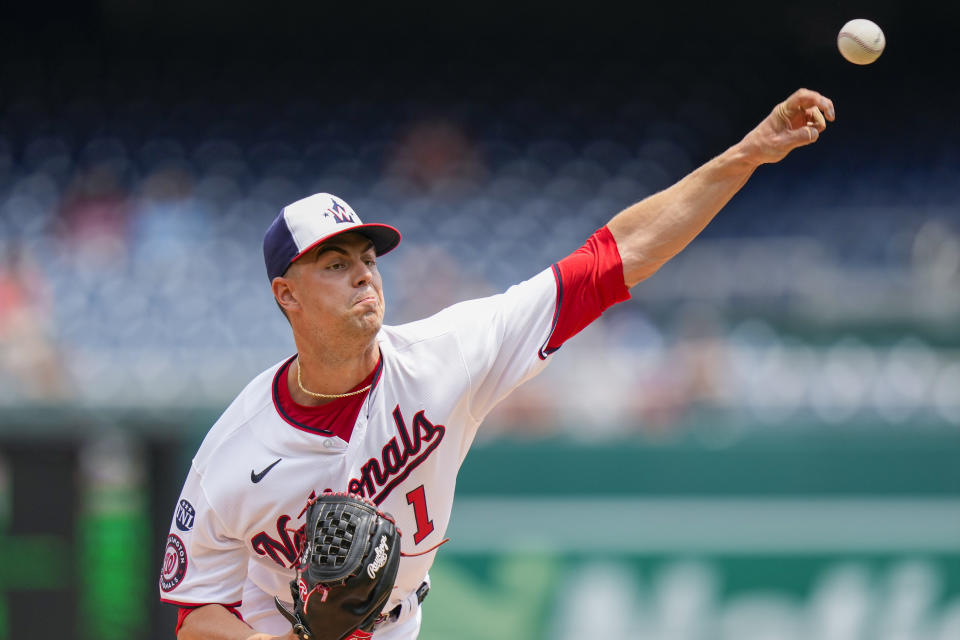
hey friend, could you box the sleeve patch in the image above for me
[159,534,188,592]
[175,499,196,532]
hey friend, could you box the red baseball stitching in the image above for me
[838,32,883,53]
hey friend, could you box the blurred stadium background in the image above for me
[0,1,958,638]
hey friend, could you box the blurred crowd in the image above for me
[0,56,958,433]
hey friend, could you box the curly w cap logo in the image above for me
[325,199,357,224]
[367,535,390,579]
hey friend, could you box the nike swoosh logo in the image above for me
[251,459,282,483]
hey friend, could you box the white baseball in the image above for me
[837,19,886,65]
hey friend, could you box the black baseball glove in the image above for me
[275,492,402,640]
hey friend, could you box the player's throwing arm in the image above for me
[608,88,835,287]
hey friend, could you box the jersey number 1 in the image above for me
[405,485,435,544]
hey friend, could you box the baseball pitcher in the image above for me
[161,89,835,639]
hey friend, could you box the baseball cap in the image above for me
[263,193,401,281]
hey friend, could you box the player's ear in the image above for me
[272,276,300,315]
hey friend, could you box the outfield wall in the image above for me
[0,415,956,640]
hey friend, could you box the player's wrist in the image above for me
[716,140,765,173]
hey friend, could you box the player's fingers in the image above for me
[785,88,836,122]
[805,106,827,131]
[786,124,820,147]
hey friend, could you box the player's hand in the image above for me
[738,88,836,165]
[244,632,298,640]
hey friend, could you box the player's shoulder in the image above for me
[381,267,557,350]
[191,358,286,470]
[376,299,483,353]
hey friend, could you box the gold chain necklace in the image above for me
[296,359,372,399]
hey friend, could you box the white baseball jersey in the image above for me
[160,226,631,637]
[161,266,562,635]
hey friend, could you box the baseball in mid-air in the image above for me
[837,19,886,65]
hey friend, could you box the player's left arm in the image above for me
[607,88,835,287]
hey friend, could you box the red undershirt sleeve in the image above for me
[539,225,631,358]
[176,604,245,634]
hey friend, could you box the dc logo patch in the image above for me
[175,499,195,532]
[160,534,188,592]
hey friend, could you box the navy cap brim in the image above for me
[289,223,401,266]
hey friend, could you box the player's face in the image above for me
[286,232,385,341]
